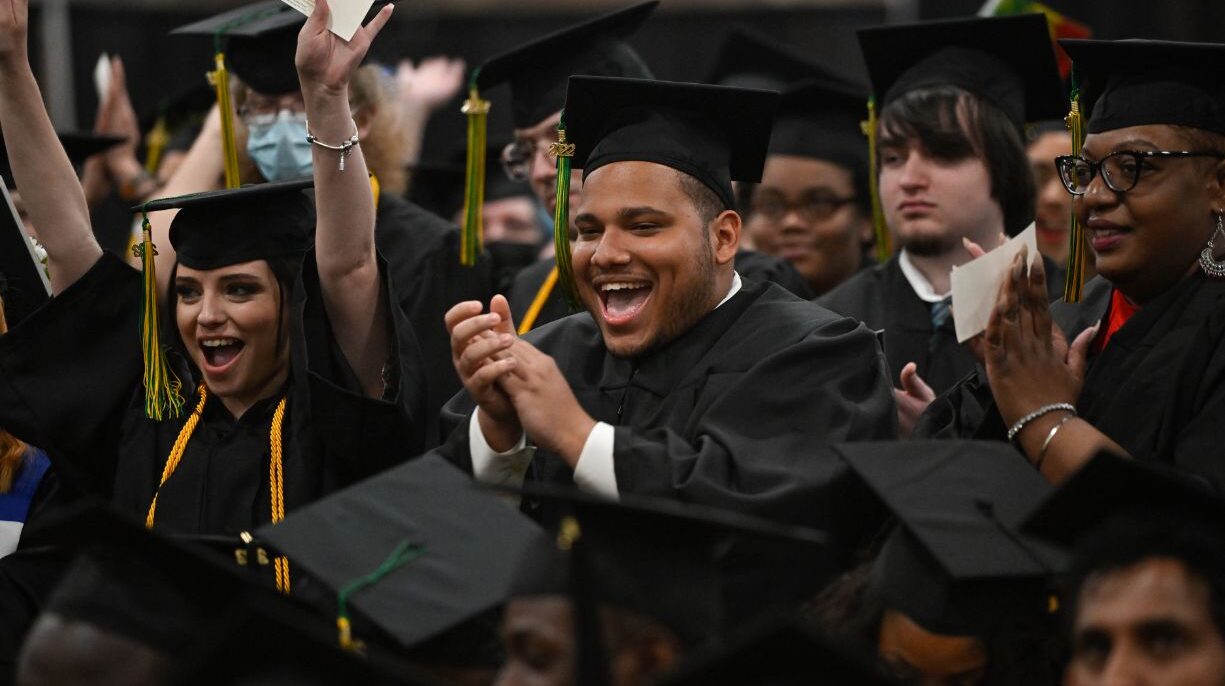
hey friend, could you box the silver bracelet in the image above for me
[305,118,360,171]
[1036,413,1076,470]
[1007,402,1076,443]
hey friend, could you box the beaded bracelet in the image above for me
[305,119,360,171]
[1007,402,1076,444]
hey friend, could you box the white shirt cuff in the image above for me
[469,411,534,497]
[572,422,618,500]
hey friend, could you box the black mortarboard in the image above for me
[173,3,305,96]
[138,81,217,135]
[508,484,834,652]
[657,614,898,686]
[769,77,870,175]
[706,27,853,92]
[256,454,546,652]
[834,441,1065,636]
[475,1,658,129]
[857,14,1066,129]
[565,76,780,210]
[1060,39,1225,136]
[1022,451,1225,548]
[140,177,315,271]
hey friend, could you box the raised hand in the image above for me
[296,0,394,95]
[499,339,596,465]
[894,363,936,438]
[0,0,29,65]
[396,56,465,111]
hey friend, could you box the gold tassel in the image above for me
[208,52,242,189]
[144,115,169,176]
[460,81,491,267]
[1062,70,1088,303]
[133,214,185,422]
[549,122,579,306]
[862,98,891,263]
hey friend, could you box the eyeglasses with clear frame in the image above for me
[1055,150,1225,195]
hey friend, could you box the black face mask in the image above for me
[485,241,546,292]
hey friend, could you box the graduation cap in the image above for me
[457,1,657,269]
[857,14,1066,129]
[552,75,778,298]
[143,176,316,271]
[0,130,125,190]
[769,77,870,176]
[138,81,217,175]
[1060,39,1225,137]
[255,454,546,653]
[473,0,658,129]
[706,26,855,91]
[833,441,1066,636]
[506,483,834,683]
[656,613,899,686]
[1021,451,1225,549]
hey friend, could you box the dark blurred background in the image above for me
[27,0,1225,159]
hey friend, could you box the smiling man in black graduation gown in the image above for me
[440,76,895,531]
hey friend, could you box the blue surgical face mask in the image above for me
[247,109,313,182]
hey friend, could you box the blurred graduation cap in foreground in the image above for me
[257,454,546,653]
[1022,450,1225,548]
[833,441,1066,636]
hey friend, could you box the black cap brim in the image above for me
[171,0,297,38]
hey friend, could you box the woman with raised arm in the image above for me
[0,0,426,676]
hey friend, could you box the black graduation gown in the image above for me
[915,273,1225,489]
[375,192,495,442]
[0,251,427,535]
[734,249,815,299]
[818,256,975,393]
[440,278,896,531]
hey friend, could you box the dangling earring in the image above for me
[1200,213,1225,279]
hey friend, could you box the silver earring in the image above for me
[1200,214,1225,279]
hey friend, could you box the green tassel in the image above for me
[460,74,490,267]
[862,98,891,263]
[1063,66,1088,303]
[336,540,425,653]
[550,120,579,307]
[134,213,184,421]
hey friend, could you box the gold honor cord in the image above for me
[210,53,243,189]
[862,98,891,263]
[1062,67,1088,303]
[133,213,185,421]
[550,123,579,306]
[146,385,292,594]
[460,77,491,267]
[517,265,560,335]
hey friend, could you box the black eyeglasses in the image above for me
[750,190,857,223]
[1055,150,1225,195]
[500,139,555,182]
